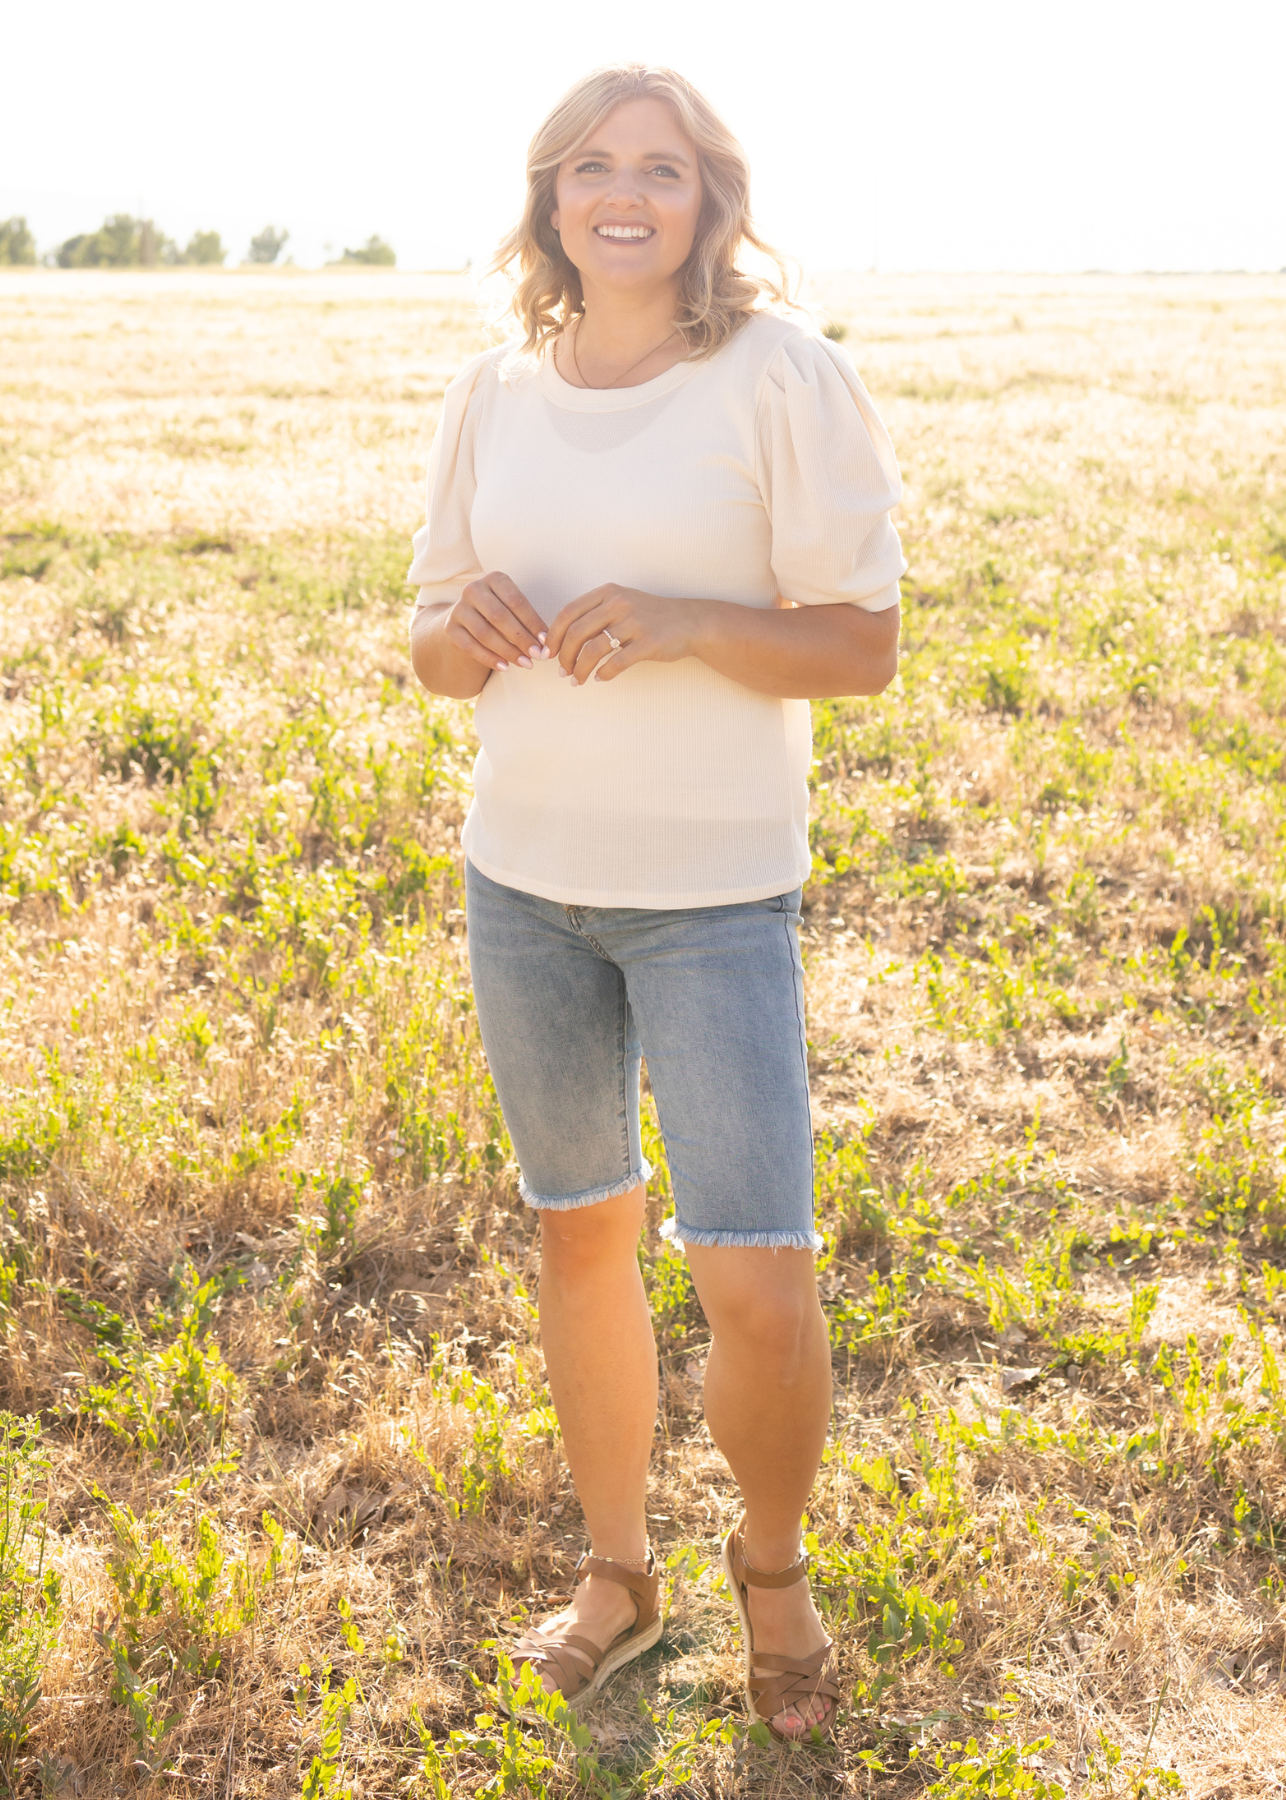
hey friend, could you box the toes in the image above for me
[771,1697,831,1738]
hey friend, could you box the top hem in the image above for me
[851,578,904,614]
[464,849,809,911]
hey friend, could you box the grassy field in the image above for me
[1,265,1285,1798]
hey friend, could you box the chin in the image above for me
[595,267,665,289]
[583,254,673,288]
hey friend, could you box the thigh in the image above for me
[603,892,816,1248]
[464,862,648,1208]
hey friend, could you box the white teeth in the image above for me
[595,225,654,239]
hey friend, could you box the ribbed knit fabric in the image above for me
[408,313,905,908]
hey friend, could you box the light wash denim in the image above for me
[464,860,819,1250]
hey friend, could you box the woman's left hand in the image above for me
[544,584,708,685]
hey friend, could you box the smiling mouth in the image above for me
[594,224,655,240]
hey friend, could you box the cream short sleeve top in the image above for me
[408,312,906,908]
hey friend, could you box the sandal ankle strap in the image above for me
[731,1521,808,1589]
[575,1549,660,1623]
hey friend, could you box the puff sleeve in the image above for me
[406,346,498,610]
[756,332,906,611]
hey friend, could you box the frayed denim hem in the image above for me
[520,1159,653,1212]
[660,1218,824,1252]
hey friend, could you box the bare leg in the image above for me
[684,1244,833,1737]
[530,1185,657,1683]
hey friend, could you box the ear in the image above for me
[550,210,560,232]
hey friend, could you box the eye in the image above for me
[649,164,681,180]
[574,160,609,175]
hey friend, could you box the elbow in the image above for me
[408,605,482,700]
[840,637,898,698]
[862,645,899,696]
[411,652,485,702]
[408,632,441,698]
[810,651,897,702]
[848,603,900,696]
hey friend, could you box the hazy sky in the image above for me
[3,0,1283,273]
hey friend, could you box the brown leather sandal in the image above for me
[720,1515,840,1744]
[501,1550,663,1718]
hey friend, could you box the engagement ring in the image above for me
[605,633,621,651]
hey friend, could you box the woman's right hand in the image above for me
[446,573,551,673]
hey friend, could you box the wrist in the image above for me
[684,596,725,660]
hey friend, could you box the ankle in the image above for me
[590,1545,650,1563]
[740,1525,804,1576]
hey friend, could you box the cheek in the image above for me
[671,192,704,250]
[674,183,703,228]
[556,184,591,228]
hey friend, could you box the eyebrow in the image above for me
[573,146,692,166]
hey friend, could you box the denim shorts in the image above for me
[464,860,819,1250]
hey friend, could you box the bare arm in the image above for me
[543,585,900,700]
[688,594,898,699]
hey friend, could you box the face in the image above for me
[550,97,704,300]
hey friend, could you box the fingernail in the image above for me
[518,656,533,669]
[537,631,547,644]
[527,646,541,659]
[557,666,568,678]
[496,660,508,670]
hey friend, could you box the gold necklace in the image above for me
[568,319,680,391]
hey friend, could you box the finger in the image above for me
[470,584,545,662]
[557,603,623,676]
[448,614,516,671]
[484,573,550,658]
[569,629,621,686]
[558,619,608,680]
[592,638,646,682]
[474,598,539,663]
[546,587,613,659]
[455,605,525,662]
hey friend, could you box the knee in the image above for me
[539,1200,638,1281]
[714,1285,817,1384]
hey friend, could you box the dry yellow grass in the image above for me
[0,267,1285,1798]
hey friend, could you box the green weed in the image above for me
[97,1629,181,1780]
[103,1504,289,1679]
[72,1265,241,1459]
[923,1734,1065,1797]
[827,1267,914,1347]
[641,1237,697,1342]
[296,1170,364,1264]
[300,1661,360,1800]
[0,1418,61,1791]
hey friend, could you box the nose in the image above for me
[605,168,646,209]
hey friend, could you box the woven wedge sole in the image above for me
[501,1610,665,1723]
[720,1524,764,1730]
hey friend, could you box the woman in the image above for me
[408,64,904,1743]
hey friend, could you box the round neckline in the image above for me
[538,342,701,412]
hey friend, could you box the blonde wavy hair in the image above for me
[491,64,794,360]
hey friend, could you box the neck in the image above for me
[572,279,678,365]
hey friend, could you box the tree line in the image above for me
[0,217,396,268]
